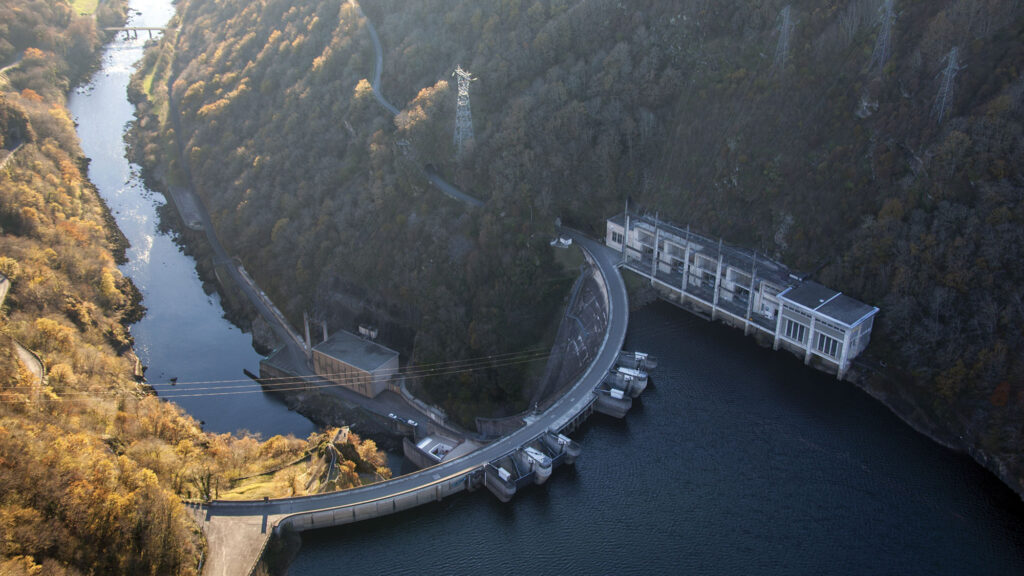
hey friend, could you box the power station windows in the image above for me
[817,334,840,358]
[785,319,807,343]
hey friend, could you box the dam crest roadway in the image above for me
[151,3,632,574]
[193,231,631,576]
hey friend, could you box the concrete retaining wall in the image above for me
[278,470,474,532]
[478,249,613,438]
[402,436,438,469]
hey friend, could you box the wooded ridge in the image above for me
[132,0,1022,494]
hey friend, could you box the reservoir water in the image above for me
[68,0,315,439]
[67,0,1023,573]
[289,303,1024,575]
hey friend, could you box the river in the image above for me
[69,1,1023,574]
[68,0,315,439]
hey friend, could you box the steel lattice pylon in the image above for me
[453,66,475,157]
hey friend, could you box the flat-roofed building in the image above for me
[606,213,792,336]
[774,281,878,378]
[607,212,878,379]
[312,330,399,398]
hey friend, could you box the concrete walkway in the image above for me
[192,505,283,576]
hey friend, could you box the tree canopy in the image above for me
[135,0,1023,491]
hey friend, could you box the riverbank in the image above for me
[851,367,1024,500]
[124,123,262,335]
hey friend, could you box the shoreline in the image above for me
[628,279,1023,502]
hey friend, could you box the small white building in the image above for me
[774,281,878,378]
[606,213,878,378]
[312,330,399,398]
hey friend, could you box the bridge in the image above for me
[193,231,629,576]
[104,27,174,39]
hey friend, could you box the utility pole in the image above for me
[453,66,475,158]
[932,47,963,124]
[870,0,896,71]
[773,5,795,73]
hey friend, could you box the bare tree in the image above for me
[932,46,964,124]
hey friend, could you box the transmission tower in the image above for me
[932,47,963,124]
[453,66,475,157]
[773,5,795,72]
[870,0,896,71]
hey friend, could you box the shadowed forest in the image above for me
[132,0,1023,493]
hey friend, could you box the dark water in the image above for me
[67,0,315,439]
[289,302,1024,575]
[63,1,1024,572]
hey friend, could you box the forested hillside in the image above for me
[0,2,388,573]
[132,0,572,424]
[136,0,1023,492]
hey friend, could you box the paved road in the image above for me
[0,143,23,173]
[350,0,399,116]
[351,1,483,207]
[424,167,484,207]
[13,342,43,385]
[202,230,626,520]
[197,231,626,576]
[0,53,22,74]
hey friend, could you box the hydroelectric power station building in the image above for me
[605,213,877,378]
[312,329,399,398]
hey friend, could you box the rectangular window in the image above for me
[785,319,806,343]
[702,271,716,288]
[611,231,624,245]
[817,333,840,358]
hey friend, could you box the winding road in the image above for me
[349,0,483,207]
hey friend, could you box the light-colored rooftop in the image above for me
[780,281,877,326]
[313,330,398,373]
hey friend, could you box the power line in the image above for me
[165,345,553,387]
[932,46,963,124]
[0,348,559,403]
[773,5,795,73]
[870,0,896,71]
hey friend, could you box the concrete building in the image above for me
[312,330,399,398]
[774,281,877,378]
[605,213,877,378]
